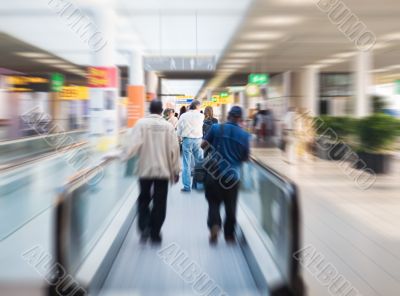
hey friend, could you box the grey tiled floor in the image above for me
[252,148,400,296]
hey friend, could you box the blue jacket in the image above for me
[204,121,250,181]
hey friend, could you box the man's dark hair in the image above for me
[149,99,163,114]
[189,99,201,110]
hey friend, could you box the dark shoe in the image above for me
[139,228,150,244]
[150,233,162,244]
[181,188,191,193]
[224,235,236,245]
[209,225,220,245]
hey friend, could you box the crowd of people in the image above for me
[124,99,250,245]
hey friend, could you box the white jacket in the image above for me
[126,114,181,181]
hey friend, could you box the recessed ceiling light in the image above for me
[382,33,400,41]
[370,69,388,73]
[227,52,263,58]
[220,64,244,69]
[223,59,252,64]
[373,42,390,50]
[235,43,270,51]
[37,59,63,64]
[252,16,302,27]
[306,64,326,68]
[242,31,283,41]
[15,52,52,58]
[318,59,344,64]
[273,0,317,6]
[384,65,400,71]
[332,52,355,59]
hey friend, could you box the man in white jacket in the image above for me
[125,100,181,243]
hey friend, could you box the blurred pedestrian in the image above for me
[167,108,178,129]
[177,100,204,192]
[178,106,187,119]
[201,106,250,244]
[124,100,181,243]
[203,106,218,138]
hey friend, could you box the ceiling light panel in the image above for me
[242,31,284,41]
[251,16,303,27]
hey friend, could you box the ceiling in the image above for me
[0,33,86,82]
[196,0,400,97]
[2,0,400,94]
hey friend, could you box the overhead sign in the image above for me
[51,73,65,92]
[176,99,193,105]
[220,92,229,98]
[249,73,269,85]
[88,67,118,88]
[246,84,261,97]
[144,56,216,72]
[6,75,50,92]
[59,86,89,100]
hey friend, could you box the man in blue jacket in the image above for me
[201,106,250,244]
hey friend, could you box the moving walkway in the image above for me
[50,156,303,296]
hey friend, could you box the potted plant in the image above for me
[314,116,357,160]
[354,114,399,174]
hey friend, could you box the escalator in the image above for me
[52,157,303,296]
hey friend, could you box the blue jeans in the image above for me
[182,138,203,190]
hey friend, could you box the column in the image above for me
[239,91,248,119]
[87,5,119,151]
[127,49,145,128]
[146,71,159,101]
[353,51,372,117]
[301,66,320,116]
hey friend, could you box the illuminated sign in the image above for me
[6,75,50,92]
[59,86,89,100]
[51,73,65,92]
[246,84,261,97]
[249,73,269,85]
[220,92,229,98]
[88,67,118,88]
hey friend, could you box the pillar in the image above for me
[126,50,145,128]
[353,51,372,117]
[301,66,319,116]
[86,5,119,151]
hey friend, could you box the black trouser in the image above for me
[205,177,239,237]
[138,178,169,237]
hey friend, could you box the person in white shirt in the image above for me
[125,100,181,243]
[176,100,204,192]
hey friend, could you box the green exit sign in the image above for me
[51,73,65,92]
[220,92,229,98]
[249,73,269,85]
[396,80,400,95]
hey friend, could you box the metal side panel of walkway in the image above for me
[98,184,261,296]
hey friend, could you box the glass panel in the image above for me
[64,159,137,273]
[0,131,86,165]
[0,156,78,240]
[240,161,296,283]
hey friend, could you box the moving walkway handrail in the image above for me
[246,155,302,295]
[0,129,86,145]
[54,156,118,276]
[0,141,88,172]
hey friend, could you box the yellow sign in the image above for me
[218,95,234,104]
[6,76,48,85]
[176,95,193,100]
[59,86,89,100]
